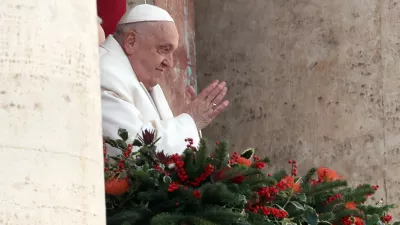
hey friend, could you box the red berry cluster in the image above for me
[366,185,379,199]
[309,177,324,186]
[153,164,170,176]
[124,144,133,157]
[309,170,326,186]
[168,182,180,192]
[246,205,288,219]
[288,160,297,176]
[253,155,260,161]
[189,164,214,187]
[323,193,342,204]
[171,154,189,182]
[257,180,290,201]
[193,190,201,199]
[228,152,240,164]
[254,161,266,169]
[382,214,392,223]
[185,138,197,151]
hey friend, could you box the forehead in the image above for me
[151,22,179,46]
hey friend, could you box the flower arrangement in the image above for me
[104,129,398,225]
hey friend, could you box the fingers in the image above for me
[187,86,196,101]
[197,80,219,100]
[210,86,227,106]
[210,100,229,118]
[205,81,226,104]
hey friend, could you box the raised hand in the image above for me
[183,80,229,130]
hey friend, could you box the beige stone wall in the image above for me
[0,0,105,224]
[195,0,400,215]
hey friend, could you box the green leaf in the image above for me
[297,193,307,202]
[240,148,255,159]
[318,221,332,225]
[105,139,118,148]
[163,176,172,184]
[118,128,129,141]
[282,218,296,225]
[132,139,142,147]
[289,201,304,211]
[366,214,380,225]
[305,206,318,225]
[116,139,127,149]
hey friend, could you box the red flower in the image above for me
[281,176,301,193]
[236,157,252,167]
[141,129,155,145]
[317,167,341,181]
[105,178,129,196]
[341,216,364,225]
[344,201,357,210]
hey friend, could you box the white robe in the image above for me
[99,35,200,155]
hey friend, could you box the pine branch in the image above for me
[213,141,229,169]
[193,207,244,225]
[195,139,209,174]
[150,212,185,225]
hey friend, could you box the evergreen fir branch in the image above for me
[272,169,287,182]
[193,207,244,225]
[195,139,209,173]
[306,180,347,196]
[201,183,245,207]
[150,212,185,225]
[357,204,396,215]
[183,149,197,178]
[213,141,229,169]
[183,216,219,225]
[318,212,334,221]
[106,209,149,225]
[332,209,363,220]
[301,168,317,193]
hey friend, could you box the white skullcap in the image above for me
[118,4,174,25]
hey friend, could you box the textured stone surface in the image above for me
[127,0,197,115]
[0,0,105,224]
[195,0,400,215]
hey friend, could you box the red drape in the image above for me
[97,0,127,37]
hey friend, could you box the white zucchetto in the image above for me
[118,4,174,25]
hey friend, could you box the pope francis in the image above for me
[100,4,229,155]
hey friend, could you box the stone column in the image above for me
[0,1,105,224]
[195,0,400,216]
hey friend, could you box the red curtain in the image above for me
[97,0,127,37]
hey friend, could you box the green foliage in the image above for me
[104,132,398,225]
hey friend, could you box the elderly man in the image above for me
[98,16,106,46]
[100,4,228,155]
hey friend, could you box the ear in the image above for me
[122,31,136,55]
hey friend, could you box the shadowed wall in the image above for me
[195,0,400,215]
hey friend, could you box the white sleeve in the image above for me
[101,90,200,156]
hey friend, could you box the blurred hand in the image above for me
[183,80,229,130]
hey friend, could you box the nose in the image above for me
[162,54,174,68]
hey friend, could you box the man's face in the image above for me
[98,24,105,46]
[125,22,179,89]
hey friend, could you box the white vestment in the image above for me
[99,36,200,155]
